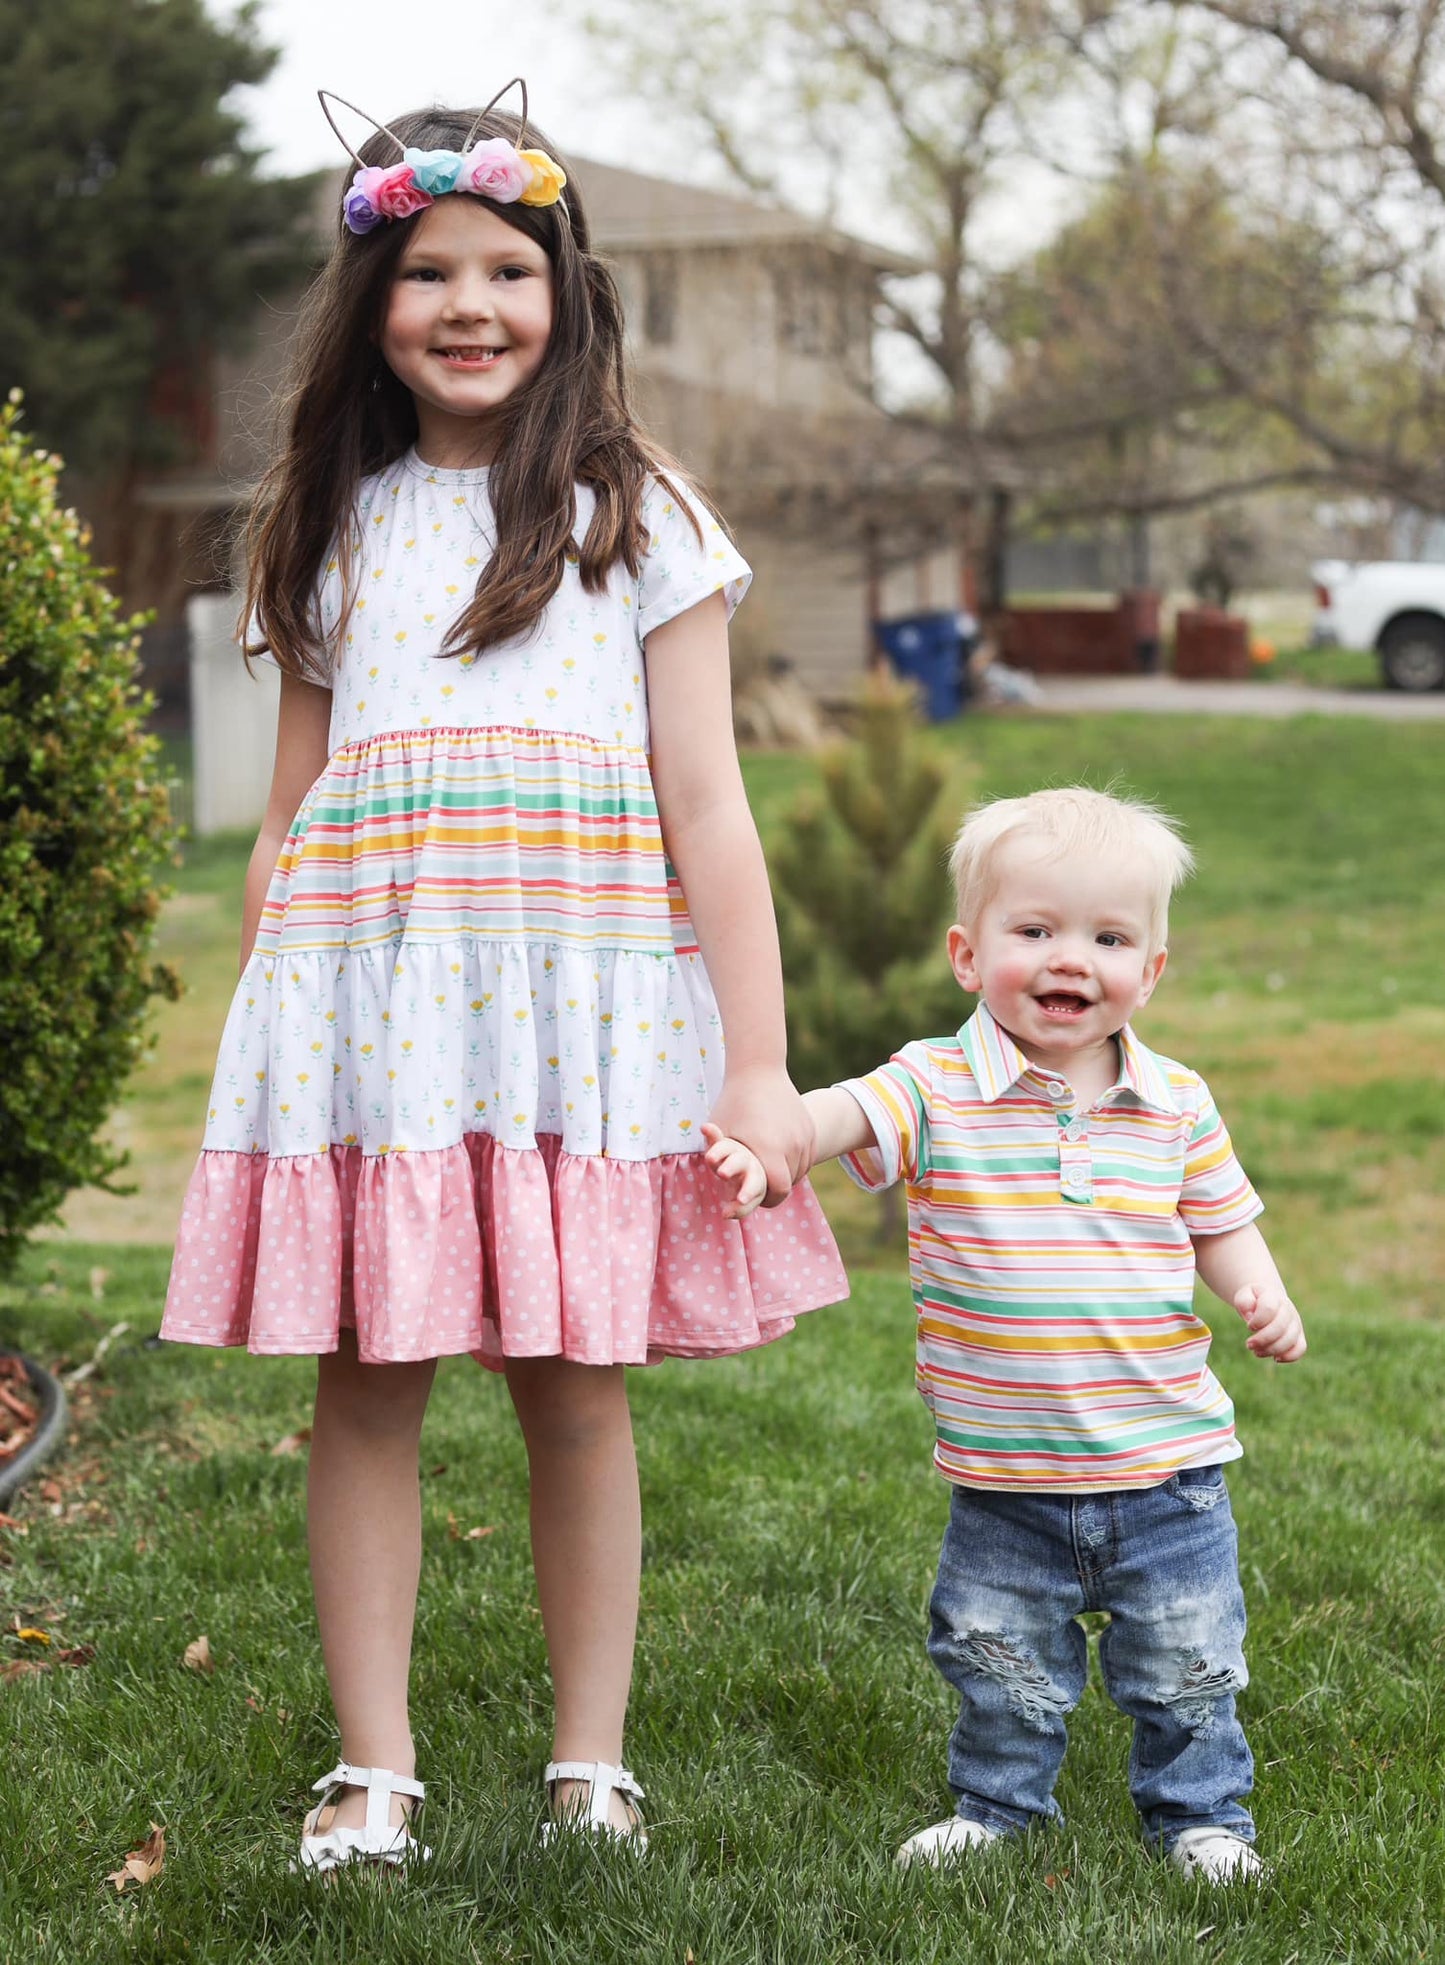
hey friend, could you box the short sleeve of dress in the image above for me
[243,546,344,679]
[636,477,752,640]
[1177,1075,1264,1235]
[835,1044,936,1192]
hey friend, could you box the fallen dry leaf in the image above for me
[39,1478,63,1504]
[89,1266,110,1301]
[1,1659,48,1683]
[464,1526,497,1541]
[56,1644,96,1668]
[108,1823,165,1893]
[182,1634,214,1675]
[270,1427,312,1456]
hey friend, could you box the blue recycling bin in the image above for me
[873,611,973,721]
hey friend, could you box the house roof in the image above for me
[576,158,921,274]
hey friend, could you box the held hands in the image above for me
[1235,1284,1307,1363]
[702,1122,769,1219]
[704,1068,814,1209]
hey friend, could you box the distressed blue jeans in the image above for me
[928,1467,1255,1848]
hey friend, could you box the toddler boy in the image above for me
[706,787,1305,1882]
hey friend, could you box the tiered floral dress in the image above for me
[161,451,847,1366]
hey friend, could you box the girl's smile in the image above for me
[381,199,555,465]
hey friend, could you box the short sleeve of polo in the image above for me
[636,478,752,639]
[1177,1075,1264,1235]
[837,1044,935,1191]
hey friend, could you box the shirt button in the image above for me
[1046,1081,1068,1101]
[1064,1165,1087,1187]
[1065,1119,1086,1142]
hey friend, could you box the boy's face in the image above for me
[947,835,1168,1076]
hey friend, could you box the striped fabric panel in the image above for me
[842,1006,1263,1492]
[257,725,699,956]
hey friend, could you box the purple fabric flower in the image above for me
[343,178,384,234]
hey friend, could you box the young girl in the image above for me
[161,83,846,1873]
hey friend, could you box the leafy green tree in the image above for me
[0,397,178,1274]
[0,0,317,491]
[769,680,966,1235]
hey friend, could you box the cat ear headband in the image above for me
[319,77,568,235]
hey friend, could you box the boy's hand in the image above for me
[702,1121,768,1220]
[1235,1284,1307,1363]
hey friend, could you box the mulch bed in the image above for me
[0,1352,40,1467]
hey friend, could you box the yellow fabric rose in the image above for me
[518,149,568,206]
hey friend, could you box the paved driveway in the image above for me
[1032,676,1445,719]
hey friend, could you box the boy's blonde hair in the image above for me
[948,786,1194,954]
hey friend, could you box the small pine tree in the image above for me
[769,677,969,1176]
[0,396,178,1275]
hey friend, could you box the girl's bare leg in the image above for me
[306,1330,437,1834]
[504,1356,642,1832]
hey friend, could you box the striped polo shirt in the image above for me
[840,1004,1262,1492]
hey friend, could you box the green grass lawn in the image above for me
[4,711,1444,1961]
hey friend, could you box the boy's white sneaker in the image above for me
[896,1816,1002,1867]
[1167,1827,1263,1883]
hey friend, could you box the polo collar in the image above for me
[958,1003,1179,1115]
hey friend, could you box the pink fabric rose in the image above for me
[353,163,433,221]
[458,138,533,204]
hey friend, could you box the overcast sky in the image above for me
[224,0,1069,281]
[227,0,683,181]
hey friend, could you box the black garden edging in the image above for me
[0,1351,68,1507]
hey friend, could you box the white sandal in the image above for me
[541,1759,648,1851]
[294,1761,431,1875]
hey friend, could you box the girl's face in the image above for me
[381,198,555,466]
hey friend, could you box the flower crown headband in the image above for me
[319,78,568,236]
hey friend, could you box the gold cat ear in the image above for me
[462,76,529,152]
[317,90,408,168]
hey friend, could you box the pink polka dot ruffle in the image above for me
[160,1135,848,1367]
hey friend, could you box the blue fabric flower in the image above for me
[403,148,464,196]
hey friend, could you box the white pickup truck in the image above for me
[1312,560,1445,691]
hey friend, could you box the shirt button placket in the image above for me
[1059,1115,1093,1203]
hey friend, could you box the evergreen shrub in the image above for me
[769,677,969,1092]
[0,396,178,1274]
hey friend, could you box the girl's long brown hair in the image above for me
[245,104,698,679]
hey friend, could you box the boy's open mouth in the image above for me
[1035,992,1091,1017]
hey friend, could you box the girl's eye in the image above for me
[403,266,443,282]
[496,265,530,281]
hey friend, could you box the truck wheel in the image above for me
[1379,615,1445,691]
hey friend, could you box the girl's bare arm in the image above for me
[646,590,811,1202]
